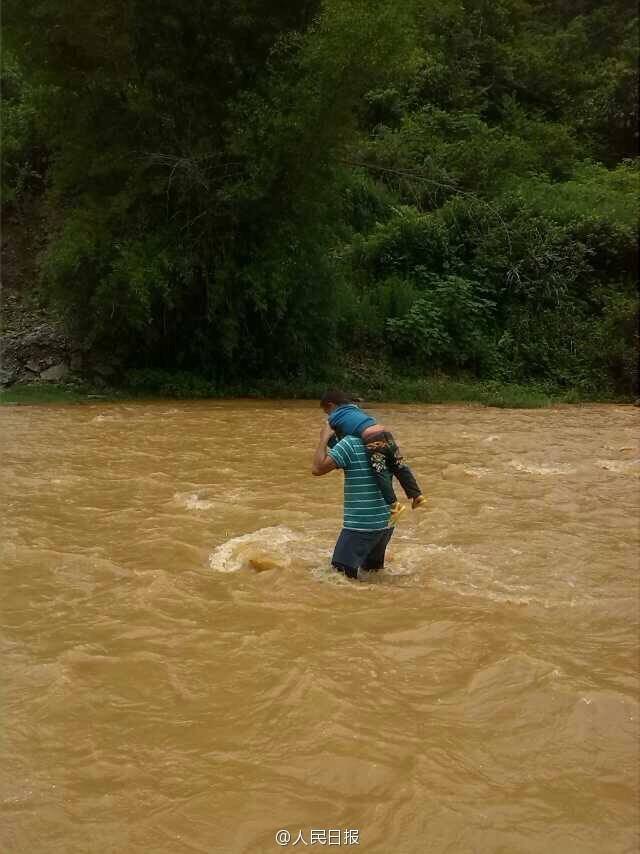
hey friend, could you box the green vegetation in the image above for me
[0,383,103,405]
[2,0,638,399]
[1,373,628,409]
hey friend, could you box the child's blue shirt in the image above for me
[328,404,377,438]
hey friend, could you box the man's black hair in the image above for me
[320,388,354,407]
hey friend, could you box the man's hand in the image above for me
[312,421,338,476]
[319,421,334,444]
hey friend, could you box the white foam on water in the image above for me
[429,576,536,605]
[382,542,466,581]
[178,492,216,510]
[309,563,359,585]
[422,543,465,555]
[509,459,576,475]
[208,525,308,573]
[91,414,122,423]
[209,527,416,584]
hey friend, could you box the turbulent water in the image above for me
[1,400,639,854]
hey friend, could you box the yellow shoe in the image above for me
[389,502,406,525]
[412,495,427,509]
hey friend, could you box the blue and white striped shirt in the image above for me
[328,436,391,531]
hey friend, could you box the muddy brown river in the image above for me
[1,401,639,854]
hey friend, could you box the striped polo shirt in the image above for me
[328,436,391,531]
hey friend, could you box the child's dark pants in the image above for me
[363,430,422,506]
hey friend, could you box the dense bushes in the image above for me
[2,0,638,396]
[340,167,638,392]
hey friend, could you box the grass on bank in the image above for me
[0,373,632,408]
[0,383,103,405]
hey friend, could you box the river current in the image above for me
[1,401,638,853]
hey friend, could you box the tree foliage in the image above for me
[2,0,638,392]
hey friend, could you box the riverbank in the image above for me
[0,375,633,408]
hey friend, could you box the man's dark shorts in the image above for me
[332,527,394,579]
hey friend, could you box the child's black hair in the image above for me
[320,388,356,407]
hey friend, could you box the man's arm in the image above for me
[311,423,339,476]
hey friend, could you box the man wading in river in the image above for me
[311,421,393,580]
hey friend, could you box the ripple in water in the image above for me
[596,458,640,475]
